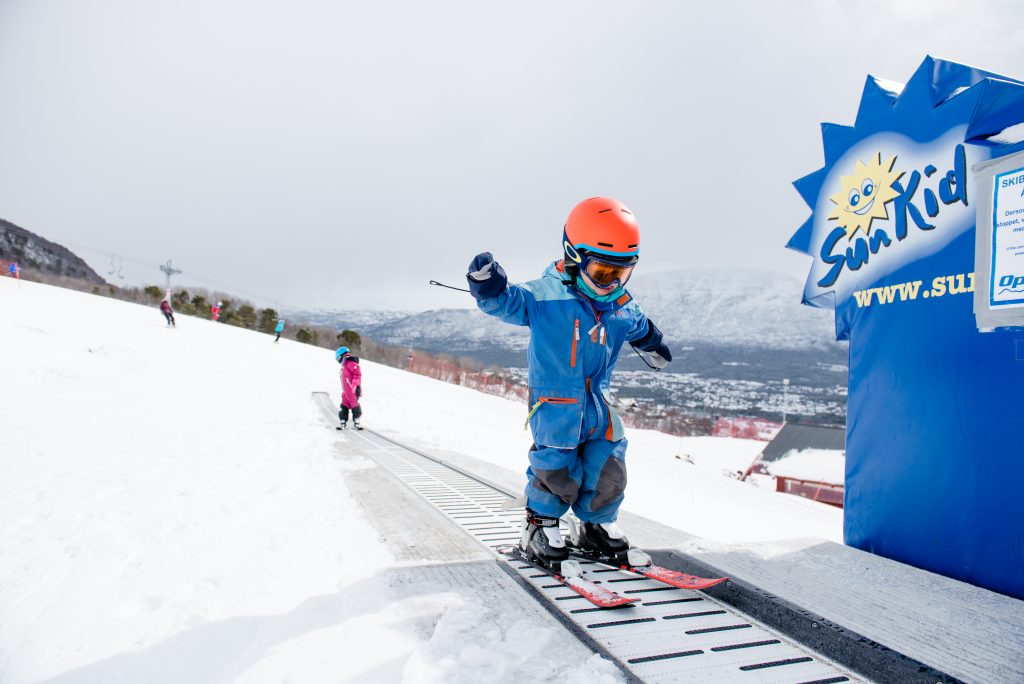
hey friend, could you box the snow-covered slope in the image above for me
[0,277,842,682]
[0,279,622,684]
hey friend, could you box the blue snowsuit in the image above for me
[476,261,657,523]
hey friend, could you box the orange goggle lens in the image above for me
[584,259,634,287]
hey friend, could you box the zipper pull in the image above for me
[524,400,542,429]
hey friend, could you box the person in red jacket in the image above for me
[336,346,362,430]
[159,298,176,327]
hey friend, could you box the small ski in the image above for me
[498,546,639,609]
[568,547,728,590]
[627,563,728,590]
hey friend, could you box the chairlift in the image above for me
[108,254,116,277]
[117,258,125,280]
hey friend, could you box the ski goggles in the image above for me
[581,254,637,287]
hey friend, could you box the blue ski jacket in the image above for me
[476,260,656,449]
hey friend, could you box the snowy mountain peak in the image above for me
[626,268,839,350]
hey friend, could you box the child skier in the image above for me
[336,346,363,430]
[159,298,176,327]
[274,319,285,342]
[466,197,671,569]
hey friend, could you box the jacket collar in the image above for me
[543,260,633,312]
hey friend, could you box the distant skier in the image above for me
[211,301,221,321]
[159,298,176,327]
[467,197,671,569]
[336,346,363,430]
[274,319,285,342]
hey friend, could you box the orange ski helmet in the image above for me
[562,197,640,266]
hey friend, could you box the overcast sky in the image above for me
[1,0,1022,310]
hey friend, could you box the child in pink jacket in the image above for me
[336,347,362,430]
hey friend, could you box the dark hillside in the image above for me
[0,219,105,284]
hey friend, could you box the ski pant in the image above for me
[525,395,627,524]
[339,404,362,423]
[275,332,281,342]
[162,312,175,326]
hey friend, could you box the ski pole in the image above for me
[429,280,470,293]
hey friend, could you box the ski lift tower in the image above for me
[160,260,182,291]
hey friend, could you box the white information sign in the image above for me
[990,165,1024,308]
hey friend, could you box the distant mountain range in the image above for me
[294,267,841,361]
[0,219,105,284]
[629,268,835,349]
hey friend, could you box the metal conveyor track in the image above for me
[315,392,860,684]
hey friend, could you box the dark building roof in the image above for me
[760,422,845,462]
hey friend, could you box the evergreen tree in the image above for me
[237,304,257,329]
[173,290,195,314]
[337,329,362,351]
[218,299,231,322]
[296,328,318,345]
[258,308,279,333]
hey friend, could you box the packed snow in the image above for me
[365,379,842,545]
[0,277,842,682]
[766,448,846,485]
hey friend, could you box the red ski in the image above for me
[498,546,639,609]
[567,546,728,591]
[628,563,728,590]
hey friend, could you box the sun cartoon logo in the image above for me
[827,153,904,239]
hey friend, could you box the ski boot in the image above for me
[353,419,363,431]
[520,511,570,572]
[336,417,347,431]
[573,520,632,562]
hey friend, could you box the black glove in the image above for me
[466,252,508,300]
[633,320,672,369]
[355,386,362,399]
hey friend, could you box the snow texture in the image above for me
[0,276,843,682]
[0,278,625,684]
[766,448,846,484]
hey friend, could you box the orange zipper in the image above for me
[524,396,580,428]
[570,319,579,367]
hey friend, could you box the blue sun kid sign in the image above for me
[789,57,1024,600]
[816,143,968,289]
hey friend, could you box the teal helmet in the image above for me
[335,346,350,362]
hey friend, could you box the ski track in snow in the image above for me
[0,277,841,682]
